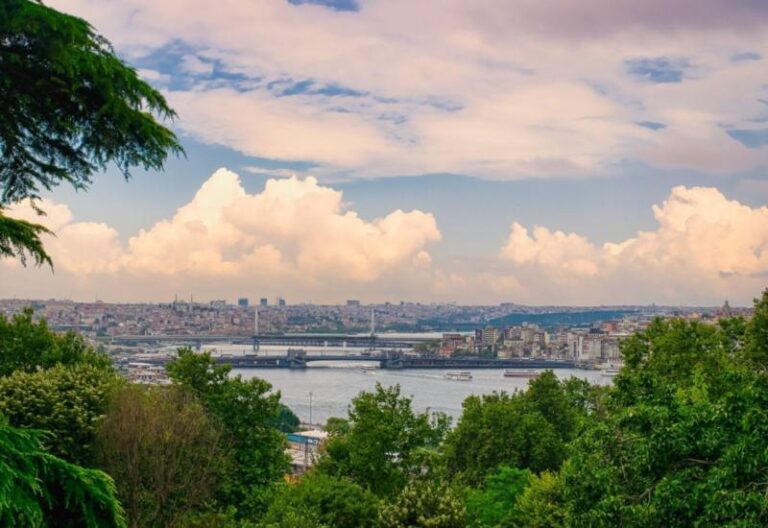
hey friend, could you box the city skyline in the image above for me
[1,0,768,304]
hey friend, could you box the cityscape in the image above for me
[0,297,749,365]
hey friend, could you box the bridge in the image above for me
[127,349,580,370]
[105,332,436,351]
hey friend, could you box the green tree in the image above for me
[0,212,51,266]
[442,377,574,485]
[0,0,181,260]
[516,471,566,528]
[465,466,531,527]
[261,473,379,528]
[0,363,119,464]
[0,308,111,377]
[166,348,289,519]
[316,383,449,497]
[378,479,466,528]
[0,419,125,527]
[271,404,300,433]
[526,312,768,527]
[744,288,768,366]
[96,385,229,528]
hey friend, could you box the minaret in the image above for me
[254,307,259,335]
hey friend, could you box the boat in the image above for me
[444,371,473,381]
[601,368,620,378]
[504,369,540,379]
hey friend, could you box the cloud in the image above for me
[497,186,768,304]
[47,0,768,179]
[0,169,440,300]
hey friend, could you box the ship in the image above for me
[504,369,540,379]
[444,371,473,381]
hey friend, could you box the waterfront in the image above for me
[234,365,610,424]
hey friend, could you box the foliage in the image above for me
[744,288,768,366]
[378,478,466,528]
[0,308,112,377]
[261,472,379,528]
[316,382,450,497]
[0,363,119,464]
[525,300,768,526]
[442,371,580,485]
[516,471,566,528]
[465,466,531,527]
[271,404,301,433]
[0,420,125,527]
[0,0,182,205]
[96,384,229,528]
[166,348,289,519]
[0,212,51,266]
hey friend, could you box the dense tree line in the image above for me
[2,292,768,527]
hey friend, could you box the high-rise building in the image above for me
[278,297,286,307]
[260,298,268,306]
[237,298,249,307]
[346,299,361,307]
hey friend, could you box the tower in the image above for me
[370,308,375,337]
[254,307,259,335]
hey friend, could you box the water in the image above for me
[233,365,609,425]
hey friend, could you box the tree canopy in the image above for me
[0,0,182,264]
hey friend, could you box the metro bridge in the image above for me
[104,332,436,351]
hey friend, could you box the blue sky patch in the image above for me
[636,121,667,131]
[625,57,691,83]
[287,0,359,12]
[731,51,762,63]
[727,129,768,148]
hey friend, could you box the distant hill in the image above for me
[489,309,639,329]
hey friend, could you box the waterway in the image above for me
[233,364,610,425]
[149,342,612,424]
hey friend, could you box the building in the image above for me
[278,297,286,307]
[346,299,361,307]
[237,298,249,307]
[260,298,269,306]
[286,429,328,475]
[481,327,501,347]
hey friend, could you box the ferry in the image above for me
[504,369,540,379]
[601,368,620,378]
[444,371,473,381]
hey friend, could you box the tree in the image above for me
[261,472,379,528]
[271,404,301,433]
[316,383,449,497]
[0,363,119,465]
[0,0,182,260]
[378,479,466,528]
[166,349,289,519]
[442,388,568,485]
[96,385,229,528]
[744,288,768,366]
[525,313,768,527]
[465,466,531,527]
[0,308,111,377]
[0,419,125,527]
[0,212,51,266]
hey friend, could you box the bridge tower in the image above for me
[252,308,260,352]
[370,308,375,337]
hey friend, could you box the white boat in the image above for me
[601,368,620,378]
[444,371,473,381]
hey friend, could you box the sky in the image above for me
[2,0,768,305]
